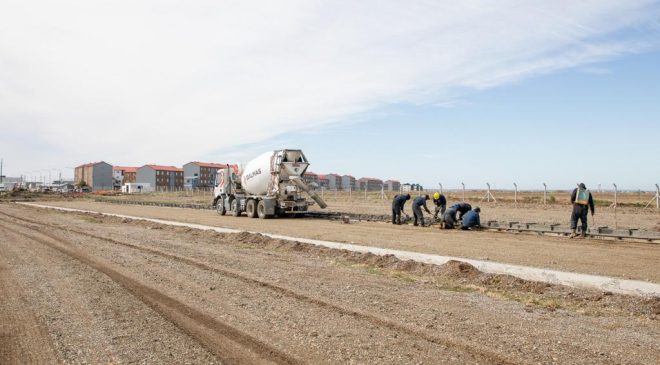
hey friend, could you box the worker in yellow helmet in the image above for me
[432,191,447,221]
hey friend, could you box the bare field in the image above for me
[0,203,658,364]
[77,190,660,231]
[29,200,660,282]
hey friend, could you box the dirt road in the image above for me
[38,201,660,282]
[1,203,659,364]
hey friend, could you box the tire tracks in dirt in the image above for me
[0,218,300,365]
[0,255,60,364]
[0,208,519,365]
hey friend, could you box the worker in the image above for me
[412,194,432,227]
[569,183,595,238]
[450,202,472,220]
[432,192,447,220]
[441,206,458,229]
[460,207,481,230]
[391,193,411,225]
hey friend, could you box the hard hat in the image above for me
[433,192,440,200]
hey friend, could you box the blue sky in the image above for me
[226,51,660,190]
[1,1,659,190]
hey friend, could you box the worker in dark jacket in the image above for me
[570,183,595,238]
[461,207,481,230]
[441,206,458,229]
[450,202,472,220]
[412,194,431,227]
[432,192,447,220]
[391,193,411,225]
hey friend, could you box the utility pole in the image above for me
[438,182,443,195]
[0,158,3,183]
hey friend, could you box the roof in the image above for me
[342,175,355,178]
[303,171,318,176]
[189,161,227,169]
[326,173,341,177]
[318,174,328,180]
[76,161,109,168]
[113,166,138,173]
[358,177,383,182]
[384,179,400,183]
[141,165,183,172]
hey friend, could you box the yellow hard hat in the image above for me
[433,192,440,200]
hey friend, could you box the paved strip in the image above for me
[19,202,660,297]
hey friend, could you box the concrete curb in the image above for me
[19,202,660,297]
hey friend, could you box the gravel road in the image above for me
[1,203,658,364]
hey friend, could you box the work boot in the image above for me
[569,229,577,238]
[579,232,586,239]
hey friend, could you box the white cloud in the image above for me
[1,0,659,174]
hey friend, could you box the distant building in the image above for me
[74,161,113,191]
[183,162,227,189]
[317,174,329,189]
[357,177,383,191]
[341,175,356,191]
[384,179,401,192]
[401,183,424,192]
[326,173,342,190]
[136,165,184,191]
[303,171,320,187]
[113,166,138,189]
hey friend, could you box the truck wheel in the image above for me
[216,199,226,216]
[246,199,258,218]
[231,199,241,217]
[257,200,270,219]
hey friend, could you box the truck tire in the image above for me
[246,199,258,218]
[216,199,226,216]
[257,200,270,219]
[231,199,241,217]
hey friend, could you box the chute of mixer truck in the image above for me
[212,149,327,219]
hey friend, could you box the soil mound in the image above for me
[438,260,482,279]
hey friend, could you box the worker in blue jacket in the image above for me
[450,202,472,220]
[460,207,481,230]
[412,194,431,227]
[391,193,411,225]
[432,192,447,220]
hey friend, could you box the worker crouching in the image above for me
[460,207,481,230]
[391,193,411,225]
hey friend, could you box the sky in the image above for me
[1,1,659,190]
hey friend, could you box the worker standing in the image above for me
[432,192,447,221]
[569,183,595,238]
[450,202,472,220]
[412,194,431,227]
[391,193,411,225]
[460,207,481,230]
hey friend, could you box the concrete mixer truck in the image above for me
[212,149,327,218]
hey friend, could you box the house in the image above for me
[74,161,113,191]
[122,183,154,194]
[302,171,320,187]
[183,162,227,189]
[113,166,138,189]
[326,173,342,190]
[357,177,383,191]
[317,174,329,189]
[341,175,356,191]
[136,165,184,191]
[402,183,424,192]
[384,179,401,192]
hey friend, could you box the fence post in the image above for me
[461,182,465,202]
[613,183,618,229]
[513,182,518,204]
[543,183,547,205]
[438,182,443,195]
